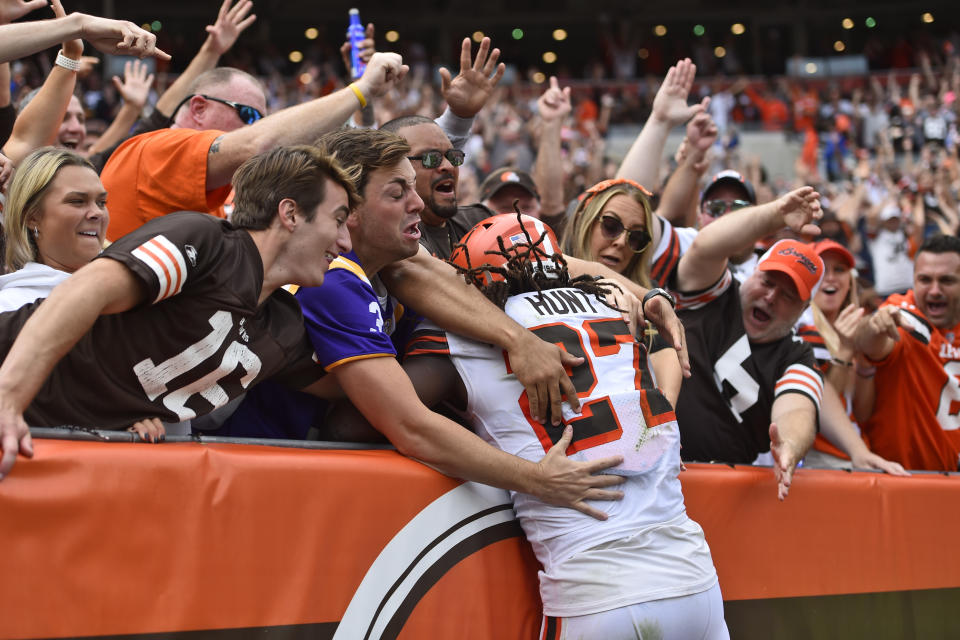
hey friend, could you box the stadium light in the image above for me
[805,62,818,74]
[731,23,745,35]
[865,17,877,28]
[841,18,854,29]
[305,28,318,40]
[532,72,546,84]
[834,40,845,52]
[714,46,726,58]
[299,73,313,84]
[472,31,484,43]
[553,29,568,41]
[512,28,524,40]
[653,25,667,37]
[693,24,705,36]
[151,21,162,32]
[922,12,934,23]
[385,30,399,42]
[637,48,649,59]
[542,51,557,64]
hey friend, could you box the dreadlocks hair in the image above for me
[448,206,624,315]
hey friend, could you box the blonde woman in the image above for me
[562,178,655,288]
[1,147,107,311]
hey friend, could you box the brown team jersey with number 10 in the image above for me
[0,212,321,429]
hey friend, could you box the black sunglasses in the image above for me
[408,149,465,169]
[171,94,264,125]
[599,215,651,253]
[702,199,752,218]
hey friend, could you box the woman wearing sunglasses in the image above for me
[562,178,655,288]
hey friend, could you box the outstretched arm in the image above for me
[656,108,717,228]
[616,58,705,190]
[675,186,822,292]
[337,356,625,519]
[206,52,408,189]
[818,384,909,476]
[0,258,144,479]
[0,10,168,63]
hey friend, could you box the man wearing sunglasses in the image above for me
[102,52,408,241]
[698,170,756,229]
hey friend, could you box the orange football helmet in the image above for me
[450,213,561,287]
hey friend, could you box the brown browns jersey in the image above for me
[0,213,320,429]
[674,272,823,463]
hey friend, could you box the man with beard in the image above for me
[380,115,492,260]
[855,234,960,471]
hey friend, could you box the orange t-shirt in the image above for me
[101,128,232,241]
[864,291,960,471]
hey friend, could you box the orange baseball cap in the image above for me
[812,239,854,269]
[757,239,824,302]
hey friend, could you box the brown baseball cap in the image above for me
[479,168,541,203]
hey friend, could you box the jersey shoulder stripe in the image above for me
[405,329,451,357]
[131,235,187,302]
[674,270,732,311]
[775,363,824,408]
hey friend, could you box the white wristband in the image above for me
[55,50,81,72]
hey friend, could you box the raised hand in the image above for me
[686,108,718,154]
[685,108,718,171]
[776,185,822,235]
[534,425,625,520]
[651,58,706,127]
[439,36,505,119]
[339,22,375,76]
[356,51,408,98]
[112,59,154,110]
[538,76,571,123]
[205,0,256,56]
[0,0,46,24]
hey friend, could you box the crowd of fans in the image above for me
[1,4,959,494]
[3,0,960,634]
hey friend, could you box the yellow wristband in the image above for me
[349,83,367,109]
